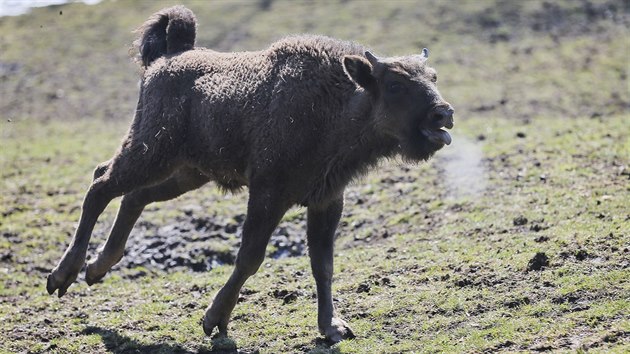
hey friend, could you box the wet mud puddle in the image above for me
[92,209,308,275]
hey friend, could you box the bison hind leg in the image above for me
[85,167,209,285]
[47,129,186,296]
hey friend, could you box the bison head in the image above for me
[343,49,454,161]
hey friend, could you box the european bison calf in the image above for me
[47,5,454,342]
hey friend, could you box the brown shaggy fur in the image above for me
[47,5,454,343]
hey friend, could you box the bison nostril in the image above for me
[430,107,454,129]
[432,112,445,122]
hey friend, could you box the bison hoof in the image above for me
[202,306,229,337]
[85,261,107,286]
[322,318,356,343]
[46,267,79,298]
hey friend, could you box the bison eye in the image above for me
[386,82,404,94]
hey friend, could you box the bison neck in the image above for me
[303,94,399,206]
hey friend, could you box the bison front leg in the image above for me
[203,184,289,337]
[307,197,355,343]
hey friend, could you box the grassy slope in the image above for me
[1,0,629,353]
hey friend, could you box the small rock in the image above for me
[516,132,526,138]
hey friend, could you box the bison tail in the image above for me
[133,5,197,68]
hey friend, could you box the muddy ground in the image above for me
[83,137,488,277]
[1,0,628,353]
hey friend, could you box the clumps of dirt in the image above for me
[558,248,594,262]
[454,277,473,287]
[449,263,505,288]
[552,293,580,305]
[574,249,590,261]
[529,222,549,232]
[355,274,397,294]
[471,0,628,42]
[0,234,15,262]
[486,340,516,352]
[379,277,394,288]
[271,289,300,304]
[94,210,309,275]
[550,291,592,313]
[513,215,528,226]
[530,343,555,352]
[356,282,371,293]
[594,330,629,347]
[526,252,549,272]
[504,296,531,309]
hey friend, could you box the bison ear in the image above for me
[343,55,376,91]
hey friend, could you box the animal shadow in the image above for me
[81,326,246,354]
[303,337,344,354]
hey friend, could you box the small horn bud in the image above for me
[422,48,429,58]
[364,51,378,65]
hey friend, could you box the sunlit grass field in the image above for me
[1,0,628,352]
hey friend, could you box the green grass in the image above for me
[1,115,628,353]
[1,0,629,353]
